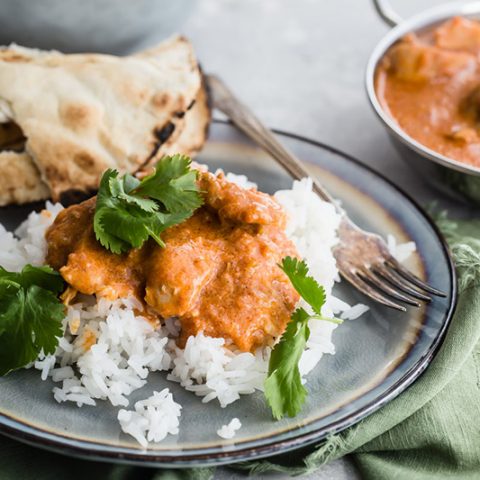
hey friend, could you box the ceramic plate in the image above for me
[0,121,456,467]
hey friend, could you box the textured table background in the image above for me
[177,0,474,478]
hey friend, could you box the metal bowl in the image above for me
[366,0,480,204]
[0,0,197,54]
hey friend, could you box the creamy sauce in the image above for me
[375,17,480,167]
[46,170,299,352]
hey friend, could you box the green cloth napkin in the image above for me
[1,213,479,480]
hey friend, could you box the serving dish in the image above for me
[366,0,480,204]
[0,121,456,467]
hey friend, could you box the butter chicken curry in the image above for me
[375,16,480,167]
[46,169,300,352]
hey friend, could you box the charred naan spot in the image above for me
[152,92,170,108]
[154,122,176,144]
[60,103,98,130]
[59,189,94,207]
[0,122,26,152]
[142,122,176,165]
[45,165,67,182]
[73,152,96,170]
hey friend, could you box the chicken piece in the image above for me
[59,227,147,300]
[445,126,479,144]
[180,225,299,351]
[145,208,299,351]
[145,209,224,318]
[385,34,476,82]
[46,197,96,269]
[198,169,287,227]
[435,17,480,55]
[45,170,299,352]
[46,197,147,300]
[139,163,286,226]
[459,83,480,124]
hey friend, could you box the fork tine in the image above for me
[341,271,407,311]
[373,265,432,302]
[359,269,421,307]
[386,258,446,297]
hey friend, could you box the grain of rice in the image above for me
[341,304,370,321]
[217,418,242,439]
[387,233,416,263]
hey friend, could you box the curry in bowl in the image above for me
[375,16,480,168]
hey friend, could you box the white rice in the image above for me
[0,201,63,271]
[0,175,392,447]
[167,333,268,407]
[387,233,417,263]
[118,389,181,448]
[217,418,242,439]
[49,297,173,408]
[340,304,370,321]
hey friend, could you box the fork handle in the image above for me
[206,74,342,212]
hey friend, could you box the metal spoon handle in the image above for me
[206,74,340,209]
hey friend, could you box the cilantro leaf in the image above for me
[134,154,203,213]
[95,206,153,253]
[109,172,157,213]
[0,265,65,376]
[0,265,65,293]
[280,257,325,315]
[264,307,310,420]
[264,257,342,420]
[94,155,203,254]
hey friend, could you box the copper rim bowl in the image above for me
[366,0,480,204]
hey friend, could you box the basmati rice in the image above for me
[217,418,242,439]
[387,233,417,263]
[0,174,379,447]
[118,389,181,448]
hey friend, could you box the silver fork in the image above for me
[206,74,446,311]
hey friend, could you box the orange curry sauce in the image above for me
[375,16,480,167]
[46,170,300,352]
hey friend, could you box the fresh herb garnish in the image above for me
[94,154,203,254]
[280,256,325,315]
[0,265,65,376]
[264,257,342,420]
[264,307,311,419]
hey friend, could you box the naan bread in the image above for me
[135,44,210,166]
[0,151,49,205]
[0,37,202,200]
[147,76,211,166]
[0,78,210,207]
